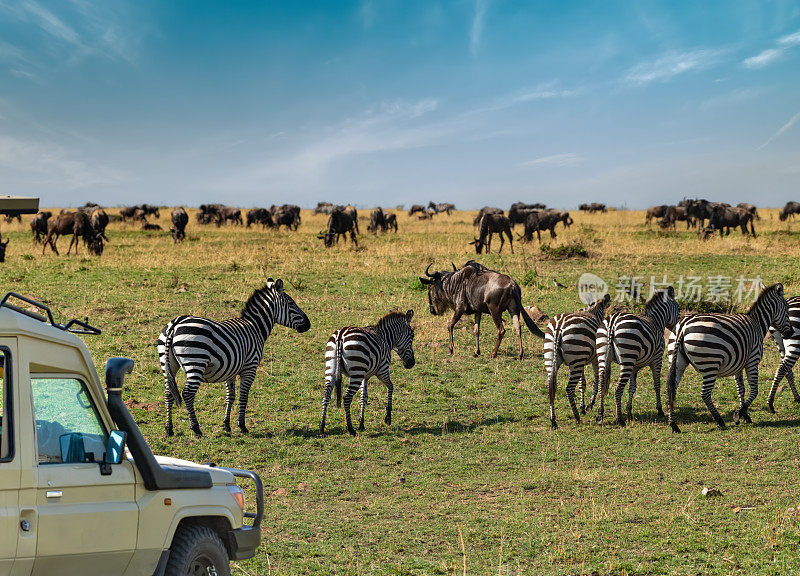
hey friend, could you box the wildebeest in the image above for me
[90,208,109,241]
[416,210,433,220]
[471,213,514,254]
[314,202,338,215]
[520,210,573,242]
[0,235,8,262]
[214,206,242,227]
[408,204,426,216]
[142,222,163,231]
[645,205,668,226]
[508,202,546,225]
[171,207,189,242]
[246,208,274,229]
[4,214,21,224]
[42,211,103,256]
[428,201,455,215]
[318,208,358,248]
[120,204,160,221]
[30,211,52,245]
[579,202,606,213]
[367,208,385,233]
[420,261,545,359]
[384,212,398,232]
[270,204,301,230]
[473,206,503,226]
[707,205,756,236]
[197,204,223,224]
[658,205,693,230]
[779,201,800,221]
[341,205,359,234]
[736,203,760,221]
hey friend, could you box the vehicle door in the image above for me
[30,375,138,576]
[0,343,25,576]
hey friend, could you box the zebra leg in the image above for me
[788,368,800,403]
[739,362,759,423]
[768,345,800,412]
[343,378,362,436]
[547,358,560,430]
[162,353,180,437]
[319,374,334,436]
[358,378,369,431]
[614,365,632,427]
[700,373,725,429]
[733,372,746,425]
[579,372,586,415]
[182,371,204,438]
[223,378,235,433]
[379,372,394,426]
[566,366,583,424]
[666,347,689,433]
[651,357,665,418]
[626,370,638,423]
[586,359,599,413]
[473,312,482,357]
[237,368,258,433]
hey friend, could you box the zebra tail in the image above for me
[163,323,183,407]
[332,335,344,408]
[599,323,614,396]
[666,333,683,413]
[548,328,563,399]
[518,293,545,338]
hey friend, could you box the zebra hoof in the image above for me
[222,422,231,433]
[766,402,776,414]
[473,351,480,358]
[239,424,249,434]
[165,425,174,437]
[348,428,357,437]
[617,418,626,428]
[670,422,681,433]
[385,415,391,425]
[657,409,665,418]
[550,422,558,430]
[741,410,752,424]
[580,407,586,416]
[192,429,203,439]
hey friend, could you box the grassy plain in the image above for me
[3,208,800,575]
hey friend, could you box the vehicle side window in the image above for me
[0,350,11,461]
[31,377,108,464]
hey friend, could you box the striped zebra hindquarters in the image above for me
[545,294,611,430]
[766,296,800,413]
[666,283,791,432]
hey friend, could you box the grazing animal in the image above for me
[766,296,800,413]
[645,205,668,226]
[666,283,792,432]
[779,201,800,222]
[707,205,755,236]
[471,213,513,254]
[736,203,760,220]
[367,208,386,233]
[170,207,189,242]
[246,208,274,229]
[4,214,21,224]
[342,205,359,234]
[520,210,567,242]
[594,287,680,425]
[0,235,8,262]
[42,211,102,256]
[314,202,337,215]
[508,202,545,225]
[30,211,52,245]
[319,208,358,248]
[320,310,415,436]
[420,261,545,359]
[214,206,242,227]
[474,206,503,226]
[384,212,398,232]
[270,204,301,230]
[90,208,109,241]
[544,294,612,429]
[416,210,433,220]
[428,201,455,215]
[408,204,426,216]
[158,280,311,437]
[197,204,223,225]
[579,203,607,213]
[142,222,162,231]
[658,205,693,230]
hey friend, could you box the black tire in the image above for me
[165,524,231,576]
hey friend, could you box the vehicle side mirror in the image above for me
[106,430,127,465]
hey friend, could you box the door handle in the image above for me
[46,490,62,498]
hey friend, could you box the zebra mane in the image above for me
[747,283,781,313]
[376,311,408,329]
[241,284,273,316]
[644,287,672,312]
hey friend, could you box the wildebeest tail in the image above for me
[517,290,545,338]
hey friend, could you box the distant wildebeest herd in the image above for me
[1,198,798,261]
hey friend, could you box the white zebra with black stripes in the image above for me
[594,286,680,426]
[766,295,800,413]
[320,310,415,436]
[666,283,792,432]
[544,293,611,429]
[158,279,311,437]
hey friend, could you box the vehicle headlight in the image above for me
[228,485,245,511]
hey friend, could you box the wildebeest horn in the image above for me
[451,262,457,271]
[425,263,435,277]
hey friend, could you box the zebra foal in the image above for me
[766,296,800,413]
[158,279,311,437]
[666,283,792,432]
[544,294,611,429]
[594,286,679,426]
[320,310,415,436]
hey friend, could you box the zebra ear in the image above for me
[667,286,675,298]
[274,279,284,293]
[775,283,784,296]
[406,309,414,323]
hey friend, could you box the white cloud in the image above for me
[520,153,584,167]
[469,0,489,56]
[743,48,783,69]
[778,29,800,46]
[759,110,800,149]
[624,49,725,85]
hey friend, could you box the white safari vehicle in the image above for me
[0,291,263,576]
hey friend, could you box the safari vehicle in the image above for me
[0,291,263,576]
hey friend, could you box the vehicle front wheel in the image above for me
[165,524,231,576]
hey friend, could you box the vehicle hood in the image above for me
[153,455,235,485]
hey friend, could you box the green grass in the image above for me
[2,208,800,575]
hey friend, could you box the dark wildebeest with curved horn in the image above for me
[420,261,545,359]
[508,202,546,226]
[520,210,570,242]
[318,209,358,248]
[90,208,109,241]
[779,201,800,222]
[707,205,756,236]
[645,205,668,227]
[42,211,104,256]
[171,207,189,242]
[471,213,514,254]
[473,206,503,226]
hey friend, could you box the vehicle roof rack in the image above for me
[0,292,101,335]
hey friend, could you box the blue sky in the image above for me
[1,0,799,209]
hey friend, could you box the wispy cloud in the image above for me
[472,81,578,114]
[699,86,767,110]
[759,110,800,149]
[469,0,489,56]
[624,49,726,86]
[742,28,800,69]
[360,0,375,30]
[520,153,584,168]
